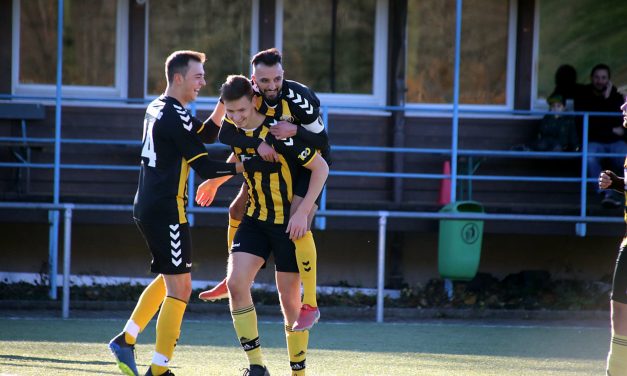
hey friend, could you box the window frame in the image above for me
[11,0,129,99]
[404,0,518,112]
[275,0,389,108]
[143,0,259,105]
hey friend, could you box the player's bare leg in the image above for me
[290,195,321,331]
[199,184,248,302]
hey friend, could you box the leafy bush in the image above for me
[0,271,611,310]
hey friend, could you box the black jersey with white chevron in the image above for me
[224,115,318,225]
[254,80,331,163]
[255,80,319,124]
[134,95,226,224]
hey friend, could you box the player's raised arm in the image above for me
[219,117,279,162]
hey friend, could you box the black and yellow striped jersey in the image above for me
[134,95,236,224]
[223,115,318,224]
[219,79,331,164]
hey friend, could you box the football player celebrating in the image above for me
[198,48,330,331]
[108,51,277,376]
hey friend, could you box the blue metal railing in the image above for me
[2,99,624,311]
[6,0,625,322]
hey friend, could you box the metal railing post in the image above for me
[450,0,463,204]
[62,205,73,319]
[315,105,329,230]
[376,211,388,323]
[48,210,59,299]
[576,113,589,237]
[50,0,64,299]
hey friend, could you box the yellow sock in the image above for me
[608,332,627,375]
[124,275,166,345]
[293,231,317,307]
[151,296,187,375]
[227,217,241,253]
[286,324,309,375]
[232,305,264,366]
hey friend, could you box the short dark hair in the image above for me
[165,50,206,84]
[220,75,254,102]
[251,48,282,67]
[591,63,611,78]
[547,94,565,106]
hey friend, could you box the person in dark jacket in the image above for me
[575,64,626,208]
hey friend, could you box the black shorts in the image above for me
[293,169,322,207]
[134,218,192,275]
[612,239,627,304]
[231,216,298,273]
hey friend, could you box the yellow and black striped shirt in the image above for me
[224,116,318,224]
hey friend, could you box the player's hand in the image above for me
[196,179,219,207]
[269,121,298,139]
[287,210,308,240]
[599,170,620,190]
[256,141,279,162]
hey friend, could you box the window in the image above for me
[536,0,627,104]
[278,0,388,106]
[12,0,128,97]
[406,0,513,106]
[146,0,252,98]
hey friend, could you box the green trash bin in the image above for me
[438,201,484,280]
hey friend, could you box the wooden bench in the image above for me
[0,102,46,195]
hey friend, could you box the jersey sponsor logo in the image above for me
[286,88,314,115]
[280,114,294,123]
[186,262,192,268]
[298,147,312,161]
